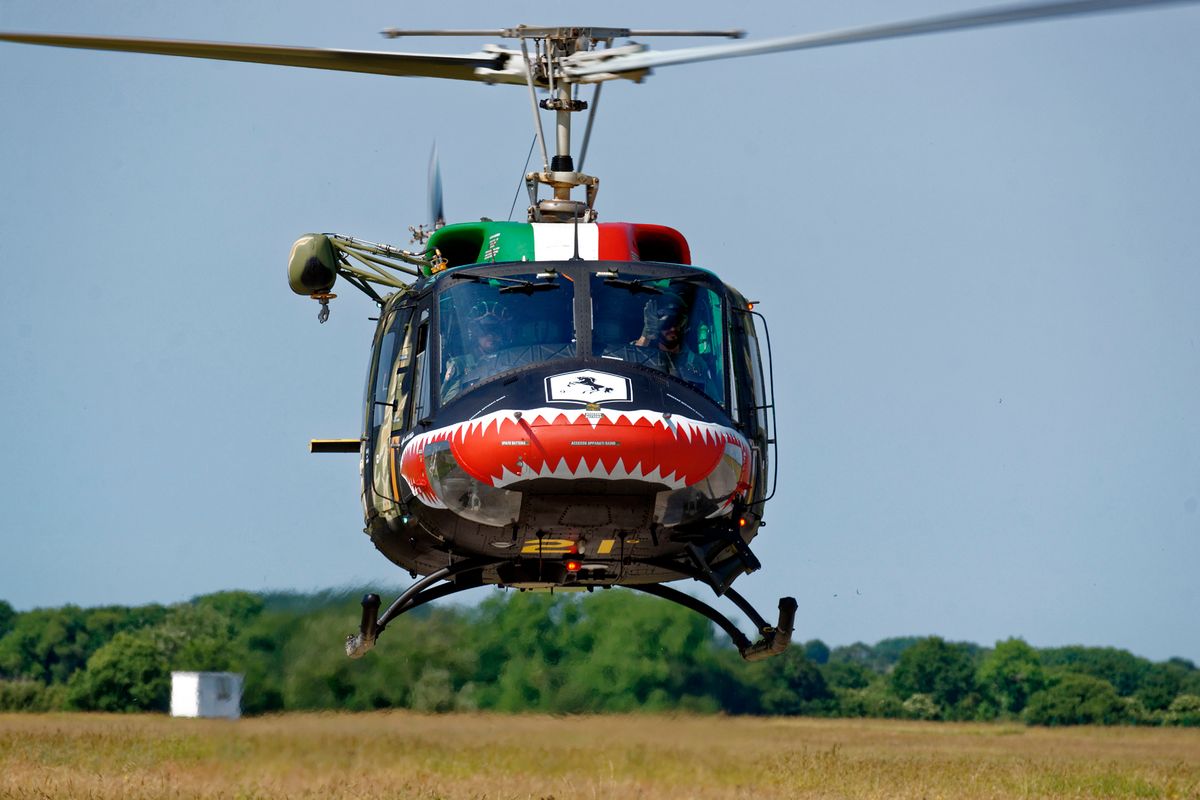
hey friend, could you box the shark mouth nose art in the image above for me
[396,407,752,515]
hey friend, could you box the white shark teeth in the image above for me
[495,464,523,486]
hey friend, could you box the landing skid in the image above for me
[346,557,796,662]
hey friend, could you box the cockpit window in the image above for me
[591,273,725,404]
[438,272,576,404]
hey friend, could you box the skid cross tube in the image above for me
[630,583,753,651]
[722,586,771,634]
[640,553,783,638]
[345,558,496,658]
[629,584,797,661]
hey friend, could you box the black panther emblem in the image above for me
[568,376,614,394]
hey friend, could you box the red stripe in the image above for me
[597,222,635,260]
[596,222,692,264]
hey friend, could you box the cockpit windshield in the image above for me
[591,272,726,404]
[438,272,576,404]
[435,265,726,408]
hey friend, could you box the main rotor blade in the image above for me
[565,0,1200,79]
[0,31,518,83]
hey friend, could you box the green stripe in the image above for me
[426,222,535,274]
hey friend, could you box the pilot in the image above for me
[634,296,710,386]
[442,301,509,400]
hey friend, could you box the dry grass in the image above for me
[2,712,1198,799]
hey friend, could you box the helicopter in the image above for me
[3,0,1197,662]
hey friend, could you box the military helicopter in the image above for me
[3,0,1195,662]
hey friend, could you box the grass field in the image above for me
[2,713,1198,799]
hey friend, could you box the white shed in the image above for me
[170,671,244,719]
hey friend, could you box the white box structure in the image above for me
[170,671,244,719]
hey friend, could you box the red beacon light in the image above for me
[564,559,582,573]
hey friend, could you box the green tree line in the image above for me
[1,592,1198,726]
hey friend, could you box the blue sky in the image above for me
[1,0,1197,663]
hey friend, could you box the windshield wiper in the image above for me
[595,271,705,296]
[598,270,709,293]
[663,271,711,286]
[497,277,559,295]
[450,272,560,294]
[602,276,662,294]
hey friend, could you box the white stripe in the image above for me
[531,222,599,261]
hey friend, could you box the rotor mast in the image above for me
[521,28,601,222]
[532,76,596,222]
[382,26,742,222]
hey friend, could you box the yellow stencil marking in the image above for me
[521,538,576,555]
[597,539,640,554]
